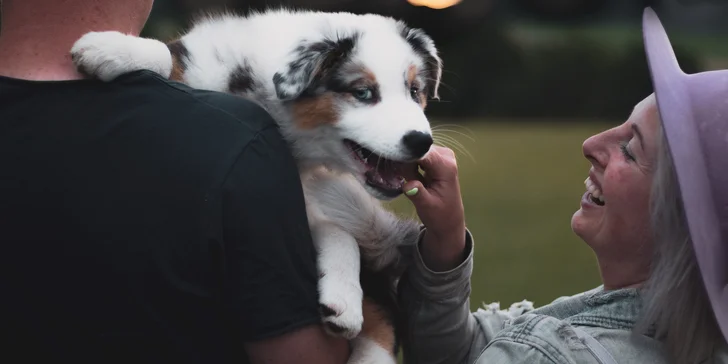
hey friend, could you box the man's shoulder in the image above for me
[110,70,278,136]
[91,71,295,188]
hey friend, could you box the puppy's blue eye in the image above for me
[410,87,419,100]
[353,88,373,101]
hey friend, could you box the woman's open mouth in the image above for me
[344,139,418,198]
[585,177,605,206]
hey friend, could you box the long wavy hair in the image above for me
[636,120,724,363]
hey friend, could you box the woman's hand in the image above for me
[403,146,467,272]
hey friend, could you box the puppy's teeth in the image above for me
[597,195,605,203]
[584,178,589,185]
[592,189,601,198]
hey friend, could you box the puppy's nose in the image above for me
[402,131,433,158]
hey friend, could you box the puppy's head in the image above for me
[274,19,442,200]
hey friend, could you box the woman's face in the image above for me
[571,94,661,266]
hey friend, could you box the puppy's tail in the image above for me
[302,169,422,273]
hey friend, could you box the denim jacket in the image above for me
[398,230,728,364]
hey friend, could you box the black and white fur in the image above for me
[70,8,443,363]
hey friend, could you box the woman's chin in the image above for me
[571,208,597,243]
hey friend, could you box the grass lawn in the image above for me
[385,119,618,311]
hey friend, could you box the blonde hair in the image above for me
[636,120,724,363]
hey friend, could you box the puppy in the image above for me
[70,7,443,363]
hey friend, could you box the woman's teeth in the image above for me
[584,177,605,205]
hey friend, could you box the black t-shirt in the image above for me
[0,70,321,363]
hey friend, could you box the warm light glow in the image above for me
[407,0,462,9]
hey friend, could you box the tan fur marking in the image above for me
[291,94,340,129]
[346,65,378,89]
[166,39,185,82]
[363,68,377,84]
[407,64,428,108]
[170,55,185,82]
[407,64,417,87]
[360,297,396,353]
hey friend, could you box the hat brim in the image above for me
[643,7,728,340]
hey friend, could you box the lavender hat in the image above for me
[642,7,728,340]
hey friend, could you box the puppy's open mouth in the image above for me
[344,139,419,198]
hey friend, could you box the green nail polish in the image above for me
[406,187,419,196]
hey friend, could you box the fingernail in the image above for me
[406,187,419,196]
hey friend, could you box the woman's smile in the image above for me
[584,171,605,206]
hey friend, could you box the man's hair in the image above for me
[636,118,724,363]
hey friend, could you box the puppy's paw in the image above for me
[71,31,173,82]
[318,275,363,339]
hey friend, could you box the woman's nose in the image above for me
[582,134,608,170]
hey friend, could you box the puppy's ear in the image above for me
[273,34,359,100]
[398,24,443,100]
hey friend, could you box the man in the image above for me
[0,1,350,363]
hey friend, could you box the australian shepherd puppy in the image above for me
[70,7,443,363]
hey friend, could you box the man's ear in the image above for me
[273,33,360,101]
[398,23,443,100]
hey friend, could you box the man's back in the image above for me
[0,70,321,363]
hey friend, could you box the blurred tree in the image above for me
[423,22,524,118]
[143,0,495,46]
[513,0,609,20]
[138,0,708,122]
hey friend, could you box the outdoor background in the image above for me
[141,0,727,329]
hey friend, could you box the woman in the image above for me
[400,7,727,364]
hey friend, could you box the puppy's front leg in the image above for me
[310,221,364,339]
[70,31,173,82]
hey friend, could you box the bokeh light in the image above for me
[407,0,462,10]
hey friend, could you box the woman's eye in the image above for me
[353,88,373,101]
[620,142,636,162]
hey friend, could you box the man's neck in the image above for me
[0,33,86,81]
[0,4,146,81]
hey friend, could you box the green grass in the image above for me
[385,120,616,310]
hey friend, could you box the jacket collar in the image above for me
[533,285,648,333]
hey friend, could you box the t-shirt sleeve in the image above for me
[220,124,321,341]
